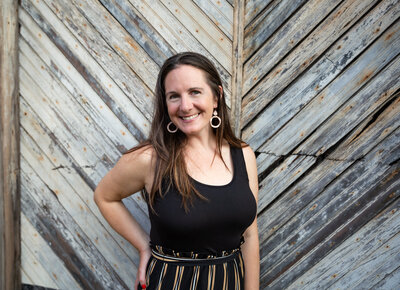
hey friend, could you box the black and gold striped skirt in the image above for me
[142,246,245,290]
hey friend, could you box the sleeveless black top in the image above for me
[147,145,257,254]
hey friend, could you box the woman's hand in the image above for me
[134,247,152,289]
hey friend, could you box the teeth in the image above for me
[182,113,199,120]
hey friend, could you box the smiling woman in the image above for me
[94,52,260,290]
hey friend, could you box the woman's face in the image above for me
[164,65,219,137]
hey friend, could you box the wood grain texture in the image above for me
[243,0,400,288]
[0,0,20,289]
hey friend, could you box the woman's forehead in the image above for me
[165,65,208,89]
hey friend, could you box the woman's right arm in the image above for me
[94,146,154,289]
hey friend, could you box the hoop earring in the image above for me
[167,122,178,133]
[210,110,221,128]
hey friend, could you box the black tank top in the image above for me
[147,145,257,254]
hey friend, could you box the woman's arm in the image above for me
[242,145,260,290]
[94,146,154,289]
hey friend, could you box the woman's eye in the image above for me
[191,90,200,95]
[169,94,179,99]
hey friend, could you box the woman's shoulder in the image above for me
[236,142,257,174]
[117,144,156,171]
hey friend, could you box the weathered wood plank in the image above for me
[333,232,400,288]
[242,0,379,126]
[20,124,139,286]
[258,19,400,156]
[66,0,159,90]
[160,0,232,71]
[244,0,273,27]
[19,4,149,144]
[243,0,307,60]
[286,200,400,289]
[260,127,399,269]
[126,0,232,104]
[372,265,400,289]
[21,0,154,124]
[21,234,59,288]
[19,94,148,264]
[19,37,137,153]
[99,0,173,66]
[21,161,128,289]
[257,54,400,211]
[0,0,20,289]
[21,213,82,289]
[231,0,245,135]
[257,154,315,214]
[19,53,122,166]
[18,43,149,216]
[262,153,400,288]
[193,0,233,40]
[243,0,400,149]
[242,0,341,96]
[258,93,400,248]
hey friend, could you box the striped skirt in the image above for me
[141,247,245,290]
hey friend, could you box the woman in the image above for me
[94,52,259,289]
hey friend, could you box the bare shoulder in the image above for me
[241,143,257,169]
[241,143,259,200]
[118,144,155,169]
[95,145,156,200]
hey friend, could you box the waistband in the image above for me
[151,244,241,261]
[151,248,240,266]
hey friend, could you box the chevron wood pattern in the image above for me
[16,0,400,289]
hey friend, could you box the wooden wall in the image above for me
[13,0,400,289]
[241,0,400,288]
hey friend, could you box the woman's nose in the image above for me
[180,95,193,112]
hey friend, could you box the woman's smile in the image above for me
[181,113,200,121]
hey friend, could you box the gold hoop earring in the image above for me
[210,110,221,128]
[167,122,178,133]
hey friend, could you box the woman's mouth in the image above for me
[181,113,200,121]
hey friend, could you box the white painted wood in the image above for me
[126,0,232,105]
[18,38,137,152]
[19,95,148,265]
[20,129,139,286]
[21,268,34,285]
[21,239,59,289]
[22,0,154,123]
[193,0,233,40]
[21,213,82,289]
[19,3,151,138]
[21,159,128,289]
[160,0,232,71]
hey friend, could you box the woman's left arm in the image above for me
[242,145,260,290]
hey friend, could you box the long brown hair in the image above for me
[124,52,245,211]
